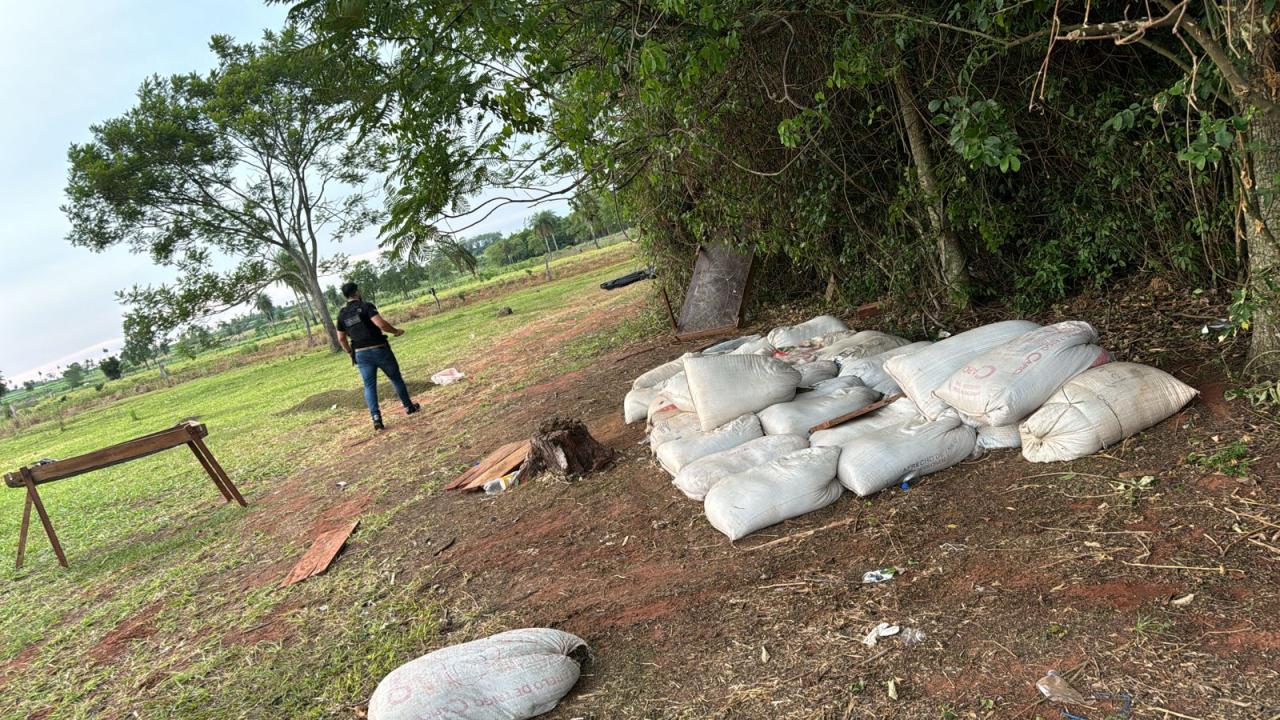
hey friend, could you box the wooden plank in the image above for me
[6,422,207,487]
[22,470,66,568]
[444,440,524,490]
[280,520,359,587]
[807,394,906,434]
[461,440,531,491]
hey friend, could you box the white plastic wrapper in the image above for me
[767,315,850,348]
[1020,362,1198,462]
[368,628,588,720]
[684,354,801,432]
[704,447,842,540]
[934,321,1111,426]
[655,413,764,475]
[838,341,933,394]
[836,413,977,496]
[883,320,1040,421]
[673,434,809,501]
[758,386,882,438]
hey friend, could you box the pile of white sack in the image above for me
[625,315,1198,541]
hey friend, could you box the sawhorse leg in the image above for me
[17,470,67,569]
[187,437,247,507]
[15,489,31,569]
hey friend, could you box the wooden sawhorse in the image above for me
[4,421,246,568]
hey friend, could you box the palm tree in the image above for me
[531,211,558,280]
[381,223,478,278]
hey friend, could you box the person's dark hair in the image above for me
[341,282,359,298]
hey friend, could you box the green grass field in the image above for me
[0,242,650,719]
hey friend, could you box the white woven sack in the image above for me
[656,413,763,475]
[704,446,842,540]
[809,397,918,447]
[684,354,802,432]
[817,330,912,363]
[702,334,763,355]
[623,387,658,424]
[767,315,849,348]
[731,336,776,355]
[654,371,697,413]
[838,341,933,394]
[649,411,701,453]
[758,386,882,438]
[976,423,1022,452]
[934,321,1111,426]
[808,375,865,396]
[794,360,839,388]
[884,321,1039,421]
[836,413,977,496]
[673,434,809,501]
[1020,362,1198,463]
[368,628,588,720]
[632,353,696,390]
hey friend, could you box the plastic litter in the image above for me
[430,367,466,385]
[483,470,520,494]
[900,628,926,644]
[862,567,898,584]
[862,622,901,646]
[1036,670,1088,705]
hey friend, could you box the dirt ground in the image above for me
[41,275,1280,719]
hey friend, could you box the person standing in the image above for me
[336,282,420,431]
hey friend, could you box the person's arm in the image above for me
[372,314,405,337]
[337,330,355,363]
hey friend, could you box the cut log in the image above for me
[525,418,616,477]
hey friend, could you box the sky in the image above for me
[0,1,565,387]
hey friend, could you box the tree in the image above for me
[531,211,558,280]
[64,27,379,354]
[1045,1,1280,372]
[254,293,277,323]
[63,363,86,390]
[0,372,7,400]
[23,380,36,392]
[346,260,382,303]
[100,356,124,381]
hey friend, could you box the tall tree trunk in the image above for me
[892,66,970,308]
[296,292,314,341]
[303,270,341,352]
[590,221,602,249]
[1243,107,1280,373]
[542,234,553,279]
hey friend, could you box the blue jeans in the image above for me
[355,346,414,420]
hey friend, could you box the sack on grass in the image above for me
[838,341,933,395]
[934,321,1111,426]
[767,315,849,348]
[655,413,763,475]
[1020,362,1198,463]
[809,397,919,448]
[368,628,588,720]
[836,413,977,496]
[683,354,802,432]
[883,320,1039,421]
[704,447,842,541]
[673,433,809,501]
[758,386,882,438]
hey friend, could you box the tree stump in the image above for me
[525,418,615,477]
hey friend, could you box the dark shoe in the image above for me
[373,417,385,431]
[405,402,422,415]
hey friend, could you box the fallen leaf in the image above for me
[760,646,770,663]
[887,678,898,700]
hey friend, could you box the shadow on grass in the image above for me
[282,380,437,415]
